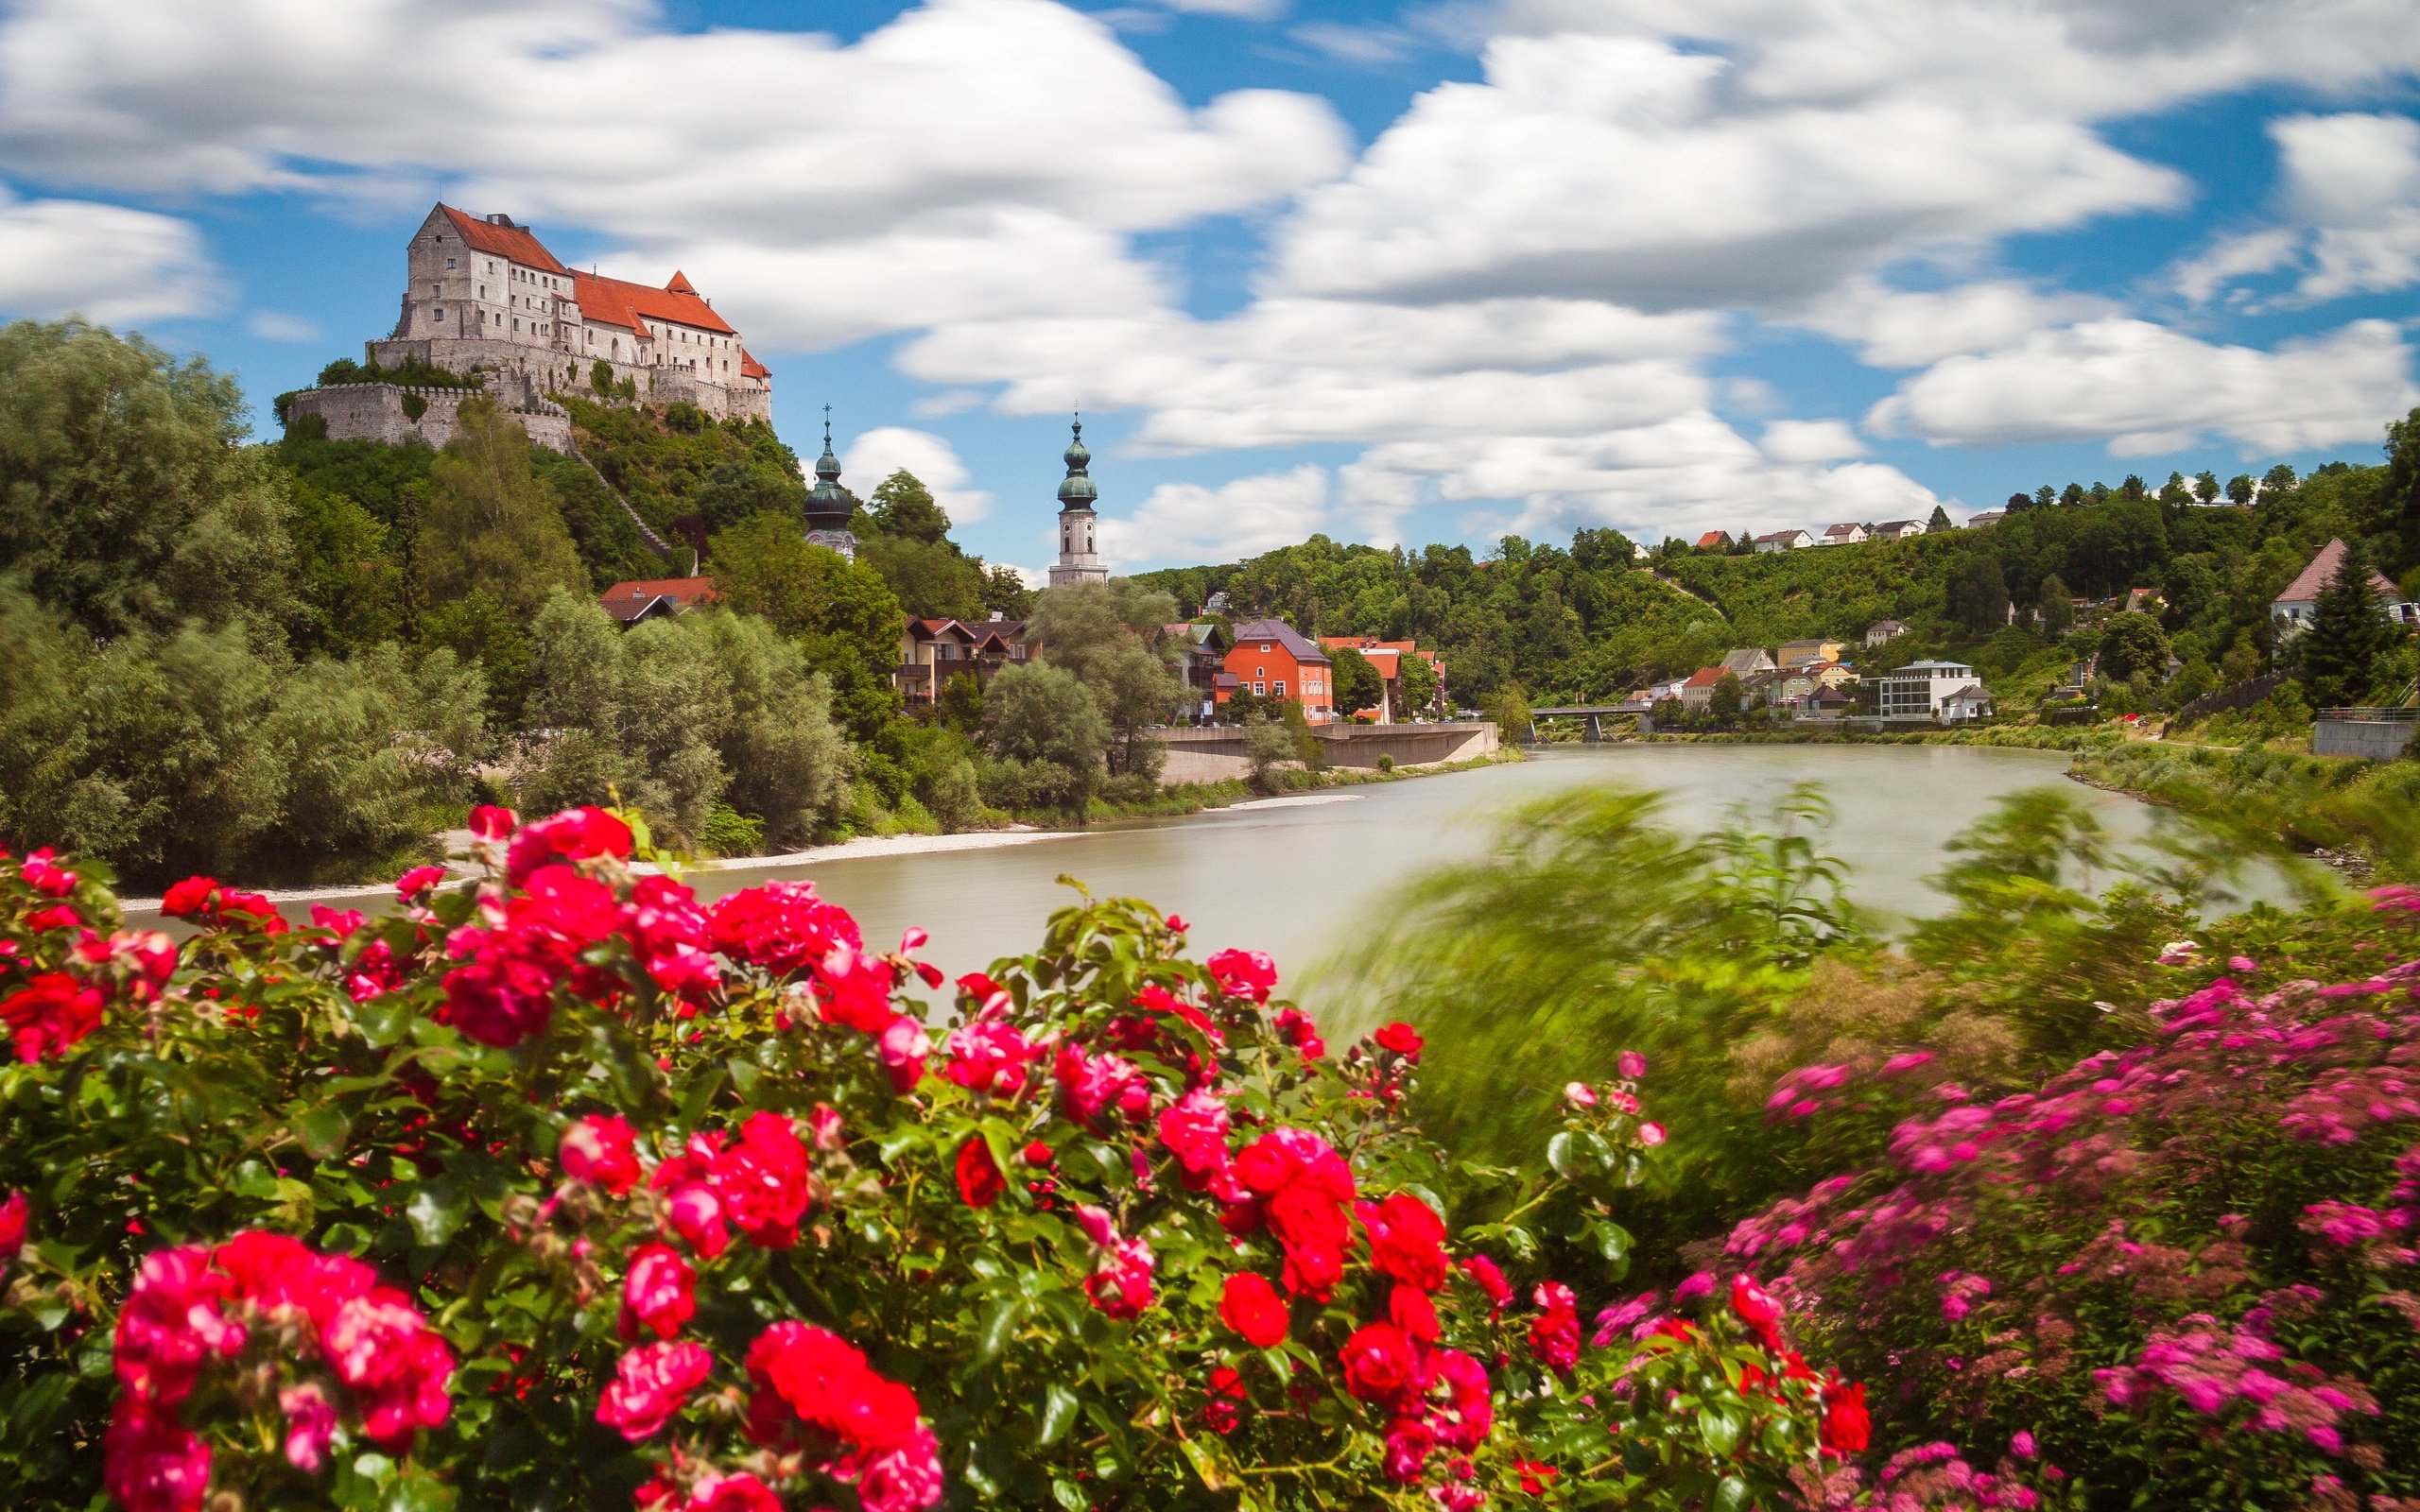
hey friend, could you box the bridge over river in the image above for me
[1525,704,1648,741]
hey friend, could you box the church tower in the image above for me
[1047,417,1108,588]
[803,406,858,559]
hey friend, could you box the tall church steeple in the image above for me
[1047,414,1107,588]
[804,404,858,559]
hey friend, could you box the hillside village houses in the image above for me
[1652,614,1996,726]
[1320,637,1445,723]
[1726,518,1938,554]
[1753,528,1815,553]
[2271,538,2420,634]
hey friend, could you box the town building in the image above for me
[599,576,717,625]
[1792,687,1855,721]
[1695,530,1734,551]
[1753,528,1814,553]
[1678,667,1728,711]
[1965,509,2005,528]
[1819,523,1868,546]
[2271,539,2417,635]
[1169,622,1236,720]
[373,204,769,421]
[1222,620,1335,722]
[1940,685,1996,723]
[1047,419,1108,589]
[895,614,1029,705]
[1806,660,1860,691]
[1720,648,1777,677]
[1864,619,1910,647]
[804,411,858,558]
[1319,636,1445,722]
[1879,660,1984,721]
[1872,520,1927,541]
[1777,639,1846,670]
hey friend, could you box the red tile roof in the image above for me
[739,348,769,381]
[1695,530,1732,549]
[2274,539,2399,606]
[440,206,569,276]
[1683,667,1727,688]
[598,576,717,622]
[578,269,736,337]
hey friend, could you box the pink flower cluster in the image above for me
[743,1324,942,1512]
[2094,1314,2377,1452]
[108,1233,454,1512]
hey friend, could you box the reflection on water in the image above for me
[682,745,2297,990]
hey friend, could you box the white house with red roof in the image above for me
[2271,539,2418,636]
[372,204,770,422]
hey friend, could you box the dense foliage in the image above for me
[0,820,2030,1512]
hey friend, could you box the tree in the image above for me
[2037,574,2075,633]
[1330,645,1385,716]
[1397,652,1441,715]
[1945,554,2009,636]
[1710,671,1743,722]
[2299,541,2394,709]
[1927,504,1954,534]
[1245,717,1299,794]
[869,470,951,544]
[285,478,406,657]
[591,359,614,396]
[1026,580,1186,779]
[2193,470,2221,505]
[856,533,985,620]
[2263,463,2299,496]
[708,512,905,746]
[2033,485,2055,508]
[980,565,1035,620]
[982,661,1107,818]
[692,455,804,538]
[2061,483,2086,507]
[2388,405,2420,564]
[416,397,586,620]
[2097,610,2170,684]
[2226,473,2256,506]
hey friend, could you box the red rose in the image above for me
[1730,1274,1786,1349]
[1203,1365,1246,1435]
[686,1474,783,1512]
[1374,1021,1424,1058]
[159,876,219,919]
[1528,1281,1580,1374]
[1,973,106,1063]
[505,805,632,885]
[1339,1321,1418,1404]
[712,1112,812,1248]
[956,1137,1005,1209]
[467,803,517,840]
[0,1189,26,1263]
[1205,948,1278,1004]
[596,1341,712,1442]
[394,865,447,901]
[620,1245,696,1342]
[1819,1378,1871,1455]
[1461,1254,1512,1315]
[1219,1272,1289,1348]
[1390,1283,1441,1343]
[561,1114,644,1195]
[1362,1192,1449,1292]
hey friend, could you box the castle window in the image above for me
[445,257,458,270]
[434,307,445,320]
[430,284,440,297]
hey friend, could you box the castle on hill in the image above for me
[371,204,771,422]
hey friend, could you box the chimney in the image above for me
[689,548,700,576]
[989,610,1004,622]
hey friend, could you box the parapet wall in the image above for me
[1150,722,1497,787]
[2313,711,2418,761]
[285,383,574,455]
[370,336,769,423]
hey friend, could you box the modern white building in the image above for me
[1754,528,1814,553]
[1878,660,1983,722]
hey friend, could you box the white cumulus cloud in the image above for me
[0,189,218,324]
[1867,318,2419,456]
[1098,464,1331,565]
[2173,113,2420,308]
[840,425,995,526]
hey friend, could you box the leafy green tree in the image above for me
[2387,406,2420,565]
[691,455,805,538]
[285,479,406,656]
[1945,554,2009,636]
[1398,652,1441,715]
[980,565,1035,620]
[2037,574,2075,633]
[708,512,905,746]
[1330,645,1384,715]
[937,671,986,736]
[591,359,614,396]
[417,397,586,619]
[981,661,1107,818]
[2098,610,2171,684]
[419,590,533,722]
[2299,541,2394,709]
[1027,581,1185,779]
[869,469,951,544]
[1246,717,1299,794]
[1927,504,1954,534]
[1710,671,1743,722]
[856,533,985,620]
[2194,470,2221,505]
[2227,473,2256,506]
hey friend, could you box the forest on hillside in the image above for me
[1136,425,2420,713]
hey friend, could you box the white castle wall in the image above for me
[285,383,575,455]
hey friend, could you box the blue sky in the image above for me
[1,0,2416,577]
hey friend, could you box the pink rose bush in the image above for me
[0,823,2014,1511]
[1720,895,2420,1507]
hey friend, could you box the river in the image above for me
[675,745,2299,989]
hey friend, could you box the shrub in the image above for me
[698,803,764,857]
[1378,753,1396,773]
[0,823,2029,1511]
[1720,897,2420,1506]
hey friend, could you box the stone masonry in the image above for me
[285,383,573,455]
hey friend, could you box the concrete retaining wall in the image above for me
[1150,722,1497,787]
[2313,713,2418,760]
[286,384,574,455]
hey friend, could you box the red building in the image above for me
[1316,636,1444,720]
[1219,619,1334,723]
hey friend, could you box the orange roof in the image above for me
[739,348,769,381]
[601,576,716,605]
[1696,530,1731,549]
[575,268,736,337]
[440,205,568,276]
[1683,667,1727,688]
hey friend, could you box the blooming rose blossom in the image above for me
[1730,1274,1787,1350]
[1,972,106,1062]
[1157,1090,1233,1191]
[877,1015,930,1092]
[1461,1254,1512,1316]
[1390,1282,1441,1342]
[956,1137,1005,1209]
[505,805,632,885]
[597,1341,714,1441]
[0,1189,26,1263]
[1340,1320,1420,1403]
[712,1112,814,1248]
[561,1114,645,1195]
[1374,1021,1424,1058]
[1360,1192,1449,1292]
[1617,1049,1648,1079]
[1205,948,1278,1004]
[280,1383,337,1471]
[685,1473,783,1512]
[1219,1272,1289,1348]
[1528,1281,1580,1373]
[1232,1128,1357,1299]
[105,1398,212,1512]
[621,1244,698,1341]
[394,865,448,901]
[744,1323,942,1512]
[706,880,862,979]
[1272,1005,1326,1059]
[1638,1121,1667,1146]
[20,848,78,897]
[1203,1364,1246,1435]
[1819,1377,1871,1455]
[942,1015,1037,1097]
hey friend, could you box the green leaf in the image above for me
[1709,1475,1752,1512]
[1592,1220,1633,1264]
[977,1296,1024,1362]
[1051,1479,1088,1512]
[1036,1383,1080,1448]
[405,1181,468,1248]
[292,1102,354,1160]
[1698,1404,1744,1457]
[1546,1131,1581,1179]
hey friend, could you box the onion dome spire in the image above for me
[804,404,854,530]
[1056,414,1097,511]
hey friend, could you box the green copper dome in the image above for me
[1056,418,1097,510]
[804,411,855,531]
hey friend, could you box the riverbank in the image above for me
[1072,746,1524,823]
[1611,724,2104,752]
[2066,740,2420,883]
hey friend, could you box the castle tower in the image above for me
[1047,417,1108,588]
[804,406,858,559]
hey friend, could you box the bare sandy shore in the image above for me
[1214,794,1368,811]
[118,825,1089,912]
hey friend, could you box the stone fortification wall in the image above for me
[371,336,769,423]
[285,383,573,455]
[1150,722,1498,786]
